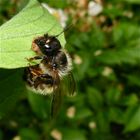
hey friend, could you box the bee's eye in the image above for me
[37,40,44,46]
[44,44,50,49]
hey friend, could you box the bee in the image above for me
[24,31,76,117]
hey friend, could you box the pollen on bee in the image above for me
[31,41,42,55]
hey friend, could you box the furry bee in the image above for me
[24,32,75,117]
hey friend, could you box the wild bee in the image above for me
[24,32,76,117]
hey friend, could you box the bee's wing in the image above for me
[50,74,63,118]
[51,85,63,118]
[50,72,76,118]
[63,72,76,96]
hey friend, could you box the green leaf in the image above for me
[0,129,3,140]
[75,107,92,119]
[27,92,50,119]
[0,69,26,118]
[120,94,139,106]
[96,111,110,133]
[97,46,140,65]
[124,105,140,132]
[97,23,140,65]
[105,87,121,105]
[19,128,39,140]
[127,75,140,86]
[108,107,124,124]
[87,88,103,110]
[0,0,65,69]
[44,0,68,9]
[125,0,140,4]
[113,23,140,47]
[62,129,86,140]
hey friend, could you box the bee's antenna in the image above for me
[55,24,72,38]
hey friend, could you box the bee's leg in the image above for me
[33,74,53,88]
[39,73,51,78]
[26,56,43,62]
[38,74,54,85]
[25,56,43,65]
[34,77,42,88]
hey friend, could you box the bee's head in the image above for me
[33,34,61,56]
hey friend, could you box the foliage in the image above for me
[0,0,140,140]
[0,0,65,68]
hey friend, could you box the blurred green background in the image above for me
[0,0,140,140]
